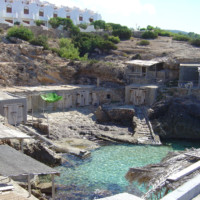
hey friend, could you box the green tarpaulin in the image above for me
[40,93,63,103]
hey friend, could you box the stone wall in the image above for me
[29,26,69,38]
[166,87,200,100]
[96,87,125,104]
[95,105,135,126]
[0,23,11,30]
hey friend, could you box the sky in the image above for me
[45,0,200,34]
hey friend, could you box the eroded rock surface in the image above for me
[149,97,200,139]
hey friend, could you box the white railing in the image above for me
[178,81,198,88]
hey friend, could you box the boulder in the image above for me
[22,140,62,166]
[9,37,26,44]
[36,182,52,194]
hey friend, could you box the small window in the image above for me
[66,8,71,12]
[24,6,29,14]
[6,4,12,13]
[39,9,44,17]
[53,12,57,18]
[107,94,111,99]
[89,17,93,23]
[79,15,83,21]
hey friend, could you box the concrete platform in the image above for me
[161,174,200,200]
[0,123,31,140]
[96,193,143,200]
[167,160,200,182]
[0,176,38,200]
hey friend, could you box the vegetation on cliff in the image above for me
[6,22,118,60]
[140,25,200,46]
[7,25,34,41]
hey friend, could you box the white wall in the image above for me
[0,0,101,26]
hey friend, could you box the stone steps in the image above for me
[133,106,160,145]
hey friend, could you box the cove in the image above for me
[55,140,200,199]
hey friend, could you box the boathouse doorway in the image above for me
[130,88,146,105]
[3,103,23,125]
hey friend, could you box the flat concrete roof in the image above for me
[2,85,96,94]
[0,92,22,101]
[0,123,31,140]
[125,60,161,67]
[180,64,200,67]
[126,84,159,89]
[0,145,60,177]
[97,193,142,200]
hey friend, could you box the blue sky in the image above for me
[46,0,200,34]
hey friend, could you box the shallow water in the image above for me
[55,140,200,199]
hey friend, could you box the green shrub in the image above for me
[59,47,80,60]
[0,28,4,34]
[29,35,49,49]
[35,20,44,26]
[188,32,200,39]
[140,28,146,31]
[61,18,74,30]
[50,47,60,55]
[172,34,190,41]
[112,28,132,40]
[191,39,200,47]
[107,23,128,30]
[105,24,113,31]
[70,25,80,36]
[7,25,34,41]
[99,40,117,51]
[72,33,117,56]
[78,23,88,30]
[147,25,154,30]
[14,21,20,25]
[107,35,120,44]
[91,20,106,29]
[155,29,172,37]
[58,38,80,60]
[49,17,80,36]
[137,40,150,46]
[49,18,60,29]
[141,31,158,39]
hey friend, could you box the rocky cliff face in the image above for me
[0,31,200,87]
[0,38,126,87]
[149,97,200,139]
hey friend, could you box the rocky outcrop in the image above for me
[0,40,127,86]
[149,97,200,139]
[14,140,62,167]
[95,105,135,126]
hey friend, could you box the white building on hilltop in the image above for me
[0,0,101,27]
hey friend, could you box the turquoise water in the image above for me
[55,140,200,199]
